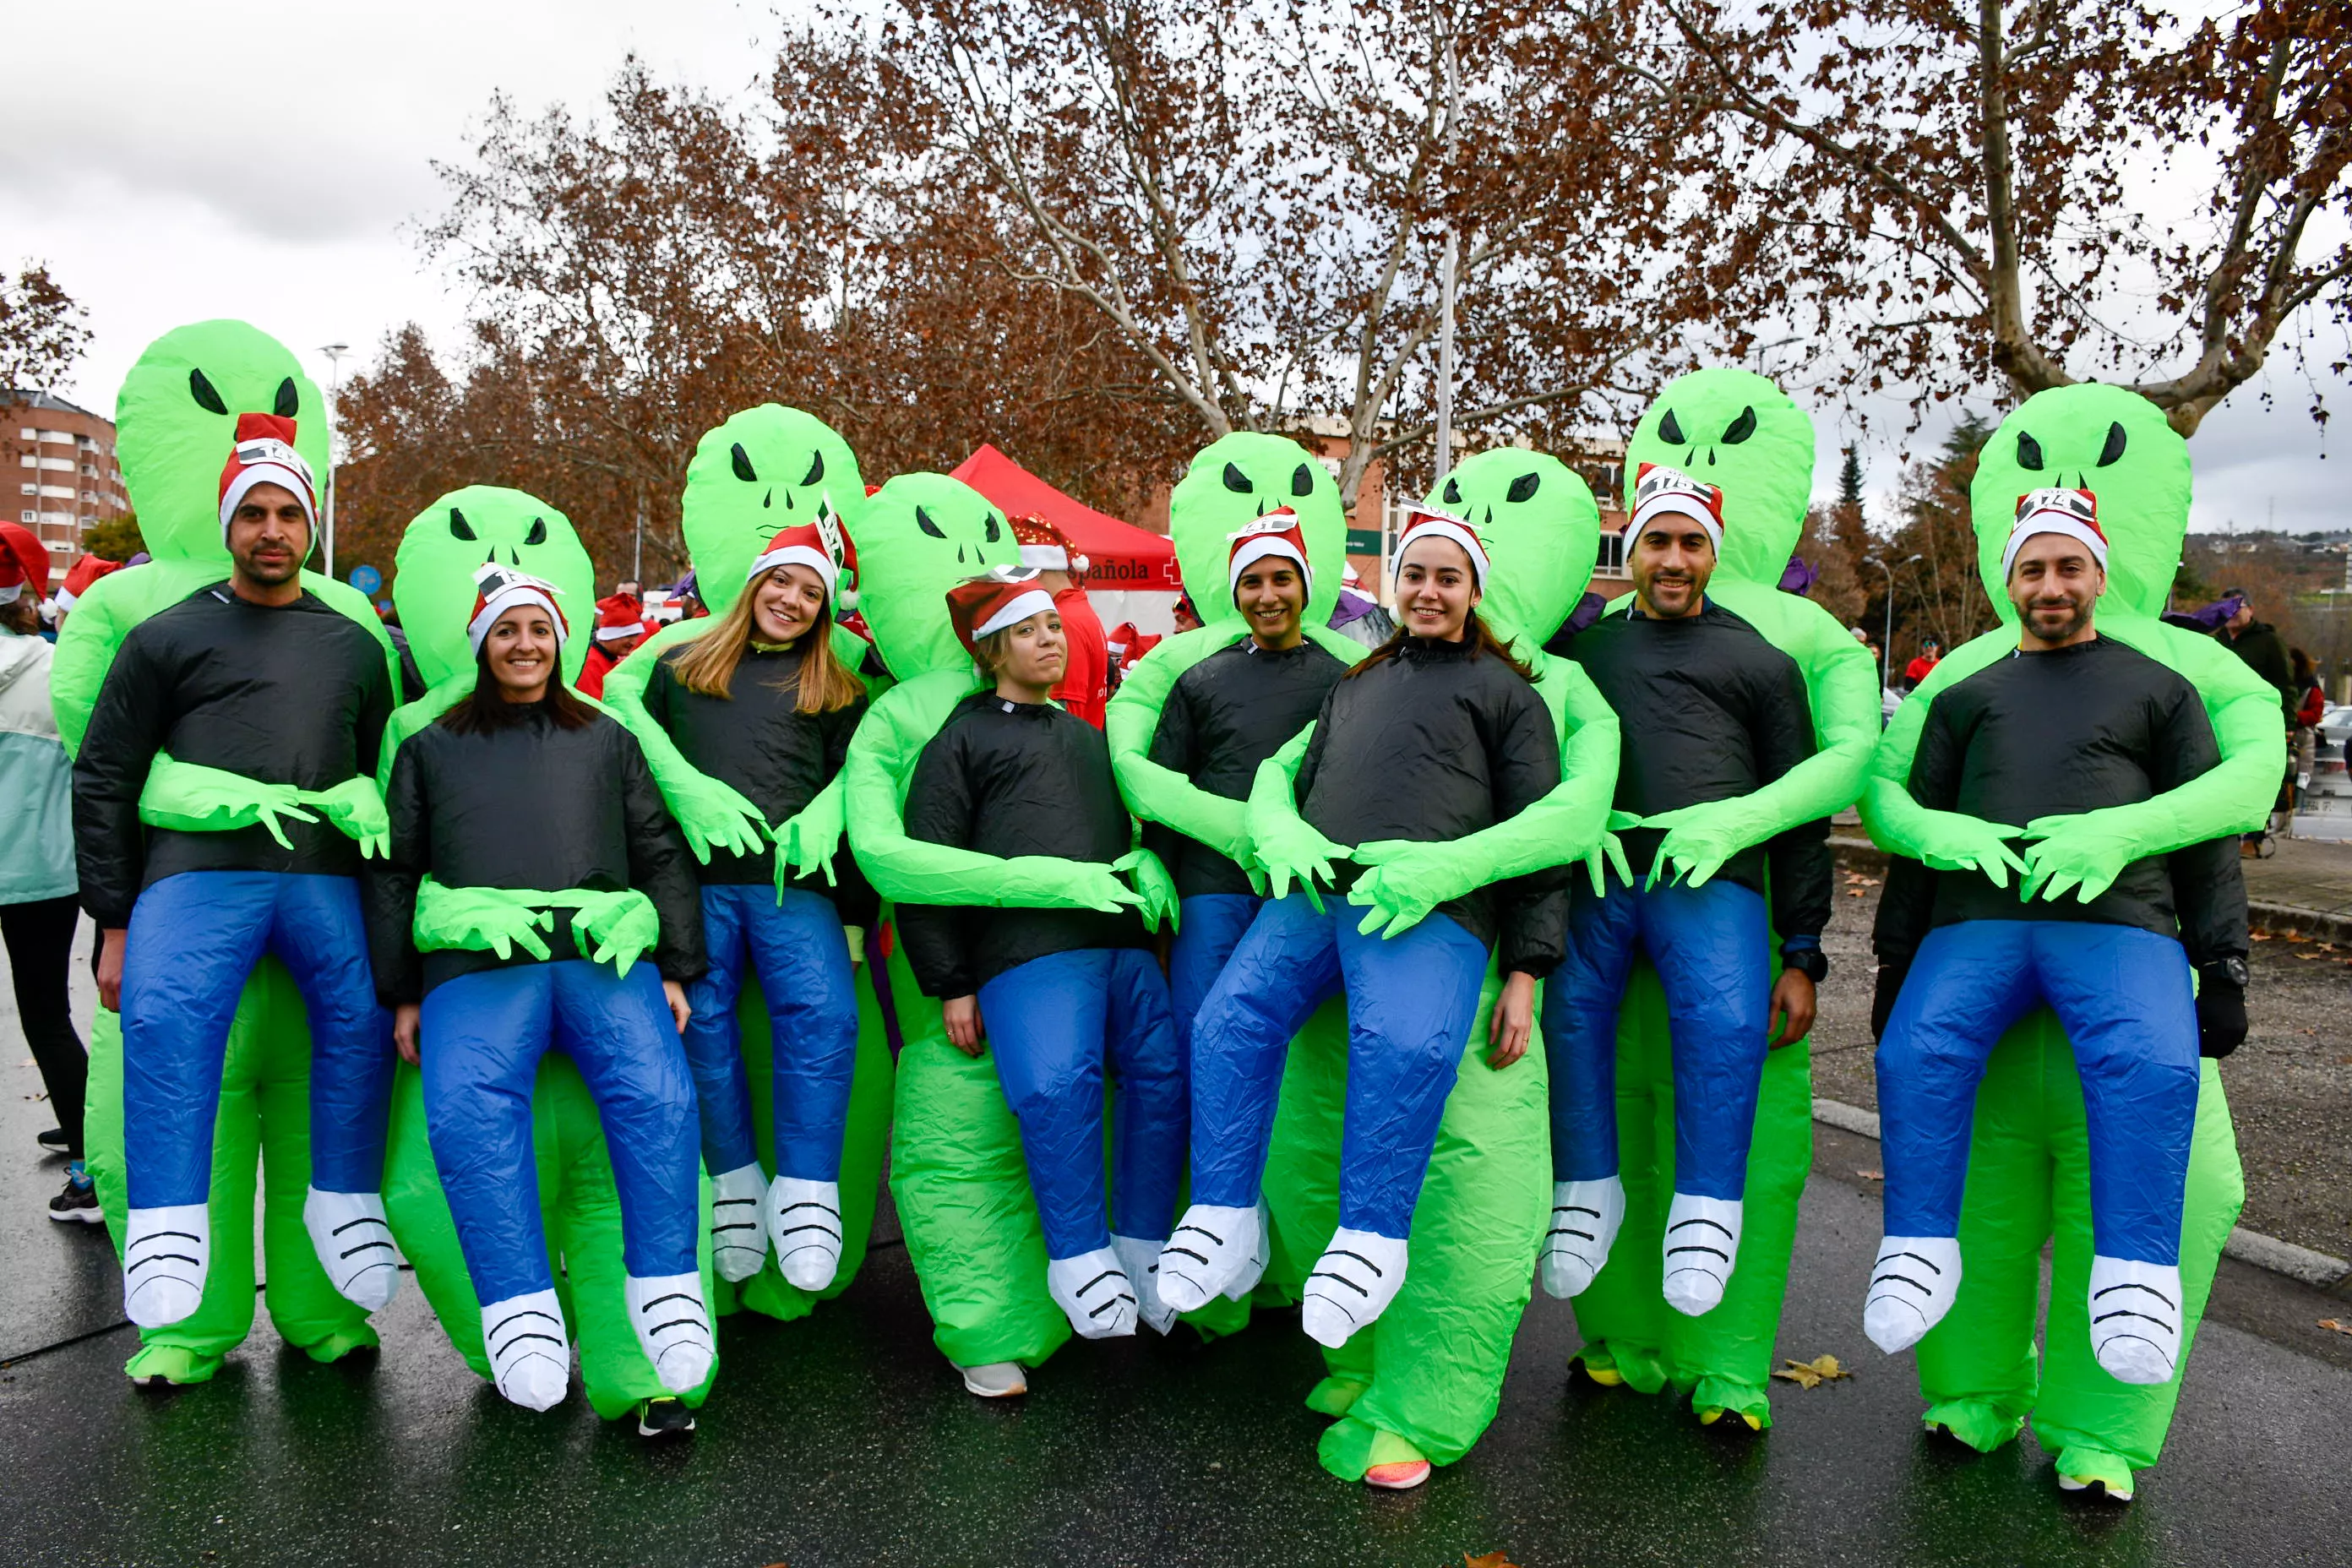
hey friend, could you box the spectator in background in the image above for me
[1171,593,1202,634]
[0,524,90,1220]
[2217,588,2296,850]
[2290,647,2326,814]
[1902,635,1941,692]
[1328,561,1396,649]
[1011,514,1110,727]
[49,552,123,638]
[580,594,650,700]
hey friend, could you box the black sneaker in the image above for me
[49,1177,101,1224]
[636,1396,695,1440]
[37,1126,67,1152]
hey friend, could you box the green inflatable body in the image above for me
[375,484,720,1417]
[65,321,396,1384]
[1109,435,1623,1478]
[594,406,896,1325]
[1861,384,2273,1495]
[1571,369,1880,1429]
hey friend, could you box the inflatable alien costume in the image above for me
[373,485,720,1420]
[1860,384,2272,1498]
[1561,370,1880,1429]
[596,406,896,1323]
[1112,434,1620,1479]
[62,321,402,1384]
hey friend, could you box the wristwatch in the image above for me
[2204,956,2250,988]
[1781,945,1830,984]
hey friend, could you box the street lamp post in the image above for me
[318,343,350,580]
[1865,553,1925,692]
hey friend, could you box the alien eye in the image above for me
[449,508,476,542]
[1722,406,1756,444]
[731,444,757,482]
[983,514,1002,542]
[2097,421,2127,467]
[1507,471,1542,503]
[525,517,547,546]
[274,377,300,418]
[2017,430,2045,471]
[1658,408,1685,445]
[188,368,228,415]
[1222,462,1251,493]
[802,452,825,487]
[1292,463,1314,497]
[1442,476,1462,505]
[915,506,947,539]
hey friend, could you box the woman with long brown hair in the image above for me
[640,520,871,1293]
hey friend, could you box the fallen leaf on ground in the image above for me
[2297,953,2324,961]
[2251,931,2273,941]
[1464,1553,1521,1568]
[1772,1354,1852,1389]
[2285,931,2311,943]
[1856,1168,1883,1181]
[2318,1320,2352,1337]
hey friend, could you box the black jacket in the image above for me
[896,692,1148,997]
[1143,638,1349,897]
[2219,618,2295,731]
[368,701,706,1004]
[1558,600,1831,939]
[640,641,875,920]
[74,584,395,928]
[1294,635,1566,974]
[1872,635,2250,967]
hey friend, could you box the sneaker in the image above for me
[37,1126,67,1152]
[958,1360,1028,1398]
[636,1396,696,1439]
[49,1175,101,1224]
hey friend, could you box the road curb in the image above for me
[1811,1096,2352,1293]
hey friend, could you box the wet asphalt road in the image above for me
[7,928,2352,1565]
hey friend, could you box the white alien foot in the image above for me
[1662,1194,1743,1316]
[2088,1256,2182,1386]
[1540,1177,1626,1299]
[625,1271,716,1394]
[1864,1235,1963,1354]
[1301,1228,1409,1349]
[1156,1202,1265,1314]
[1047,1248,1138,1339]
[1113,1234,1177,1334]
[708,1162,770,1283]
[122,1203,210,1327]
[302,1187,403,1311]
[482,1288,570,1411]
[766,1176,845,1292]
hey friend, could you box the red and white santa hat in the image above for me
[0,523,51,605]
[216,413,318,546]
[1226,509,1312,601]
[51,551,121,612]
[467,563,570,657]
[2002,487,2108,579]
[592,593,648,645]
[1011,513,1089,575]
[1626,463,1725,554]
[749,505,859,609]
[1390,506,1491,587]
[946,567,1056,656]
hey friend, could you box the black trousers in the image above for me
[3,894,85,1157]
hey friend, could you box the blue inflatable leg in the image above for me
[1168,894,1263,1059]
[743,889,860,1183]
[266,874,393,1194]
[1642,880,1772,1202]
[1187,895,1342,1210]
[548,960,702,1282]
[1102,949,1186,1244]
[978,950,1123,1259]
[1331,913,1489,1238]
[421,966,559,1304]
[120,870,278,1209]
[679,887,761,1177]
[1540,885,1641,1183]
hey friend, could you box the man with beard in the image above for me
[1865,489,2244,1389]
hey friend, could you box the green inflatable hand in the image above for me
[1112,847,1180,934]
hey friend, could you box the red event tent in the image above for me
[950,444,1181,592]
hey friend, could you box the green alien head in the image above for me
[1968,384,2188,623]
[849,471,1019,681]
[1168,433,1348,628]
[1424,449,1599,645]
[115,320,329,566]
[681,406,865,616]
[393,487,597,689]
[1625,369,1816,589]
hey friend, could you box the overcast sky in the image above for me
[8,0,2343,539]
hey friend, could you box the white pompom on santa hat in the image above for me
[216,412,318,548]
[749,504,859,610]
[1390,506,1491,587]
[468,564,570,657]
[1226,508,1312,601]
[2002,487,2109,578]
[945,566,1056,657]
[1625,463,1725,555]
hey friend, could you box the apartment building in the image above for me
[4,389,129,550]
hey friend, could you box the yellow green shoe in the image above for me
[2055,1446,2135,1504]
